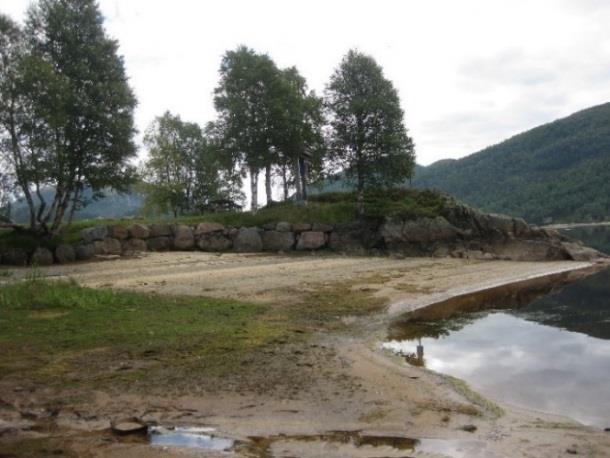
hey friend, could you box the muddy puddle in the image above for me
[384,267,610,428]
[148,425,234,450]
[149,428,491,457]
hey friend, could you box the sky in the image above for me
[3,0,610,167]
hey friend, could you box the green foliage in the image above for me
[141,111,242,217]
[414,103,610,223]
[325,50,416,195]
[0,0,137,234]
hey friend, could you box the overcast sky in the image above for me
[3,0,610,166]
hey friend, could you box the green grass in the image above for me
[0,279,283,386]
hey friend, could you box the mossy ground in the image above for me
[0,272,386,395]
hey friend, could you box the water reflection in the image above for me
[384,268,610,428]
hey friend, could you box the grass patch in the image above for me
[0,279,283,386]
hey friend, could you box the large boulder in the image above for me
[561,241,606,261]
[194,222,225,236]
[275,221,292,232]
[55,244,76,264]
[93,238,122,256]
[107,225,128,240]
[197,233,232,251]
[75,244,95,261]
[148,237,171,252]
[2,248,28,266]
[381,216,461,245]
[149,224,172,238]
[312,222,334,233]
[122,238,148,253]
[262,231,295,251]
[292,223,312,233]
[128,224,150,239]
[329,222,380,253]
[172,225,194,250]
[81,225,108,243]
[296,231,326,250]
[31,247,54,266]
[233,227,263,252]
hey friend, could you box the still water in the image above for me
[384,226,610,428]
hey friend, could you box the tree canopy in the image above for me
[325,50,415,209]
[0,0,136,235]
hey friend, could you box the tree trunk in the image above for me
[265,164,272,206]
[294,161,302,202]
[282,166,289,201]
[300,158,308,202]
[250,166,259,212]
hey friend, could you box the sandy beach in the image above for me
[1,252,609,457]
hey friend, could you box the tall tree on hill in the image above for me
[213,46,280,212]
[0,0,137,236]
[325,50,415,214]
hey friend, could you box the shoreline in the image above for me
[1,253,610,457]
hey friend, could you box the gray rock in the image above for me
[81,225,108,243]
[128,224,150,239]
[172,225,194,250]
[292,223,312,232]
[233,227,263,252]
[296,231,326,250]
[148,236,171,252]
[75,244,95,261]
[275,221,292,232]
[312,222,334,232]
[55,244,76,264]
[194,222,225,236]
[561,241,606,261]
[2,248,28,266]
[512,218,530,237]
[149,224,172,238]
[107,225,128,240]
[31,247,54,266]
[262,231,295,251]
[382,216,460,244]
[491,240,569,261]
[197,233,232,251]
[122,238,148,253]
[89,238,119,256]
[329,222,379,253]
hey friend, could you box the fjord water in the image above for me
[384,226,610,427]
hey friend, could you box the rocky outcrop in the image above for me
[2,248,28,266]
[122,238,148,253]
[81,225,108,243]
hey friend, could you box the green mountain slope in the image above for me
[413,103,610,223]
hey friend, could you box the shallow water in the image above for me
[384,267,610,428]
[148,426,234,450]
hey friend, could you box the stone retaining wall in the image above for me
[0,204,605,266]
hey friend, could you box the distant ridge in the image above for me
[413,102,610,223]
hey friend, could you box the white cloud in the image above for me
[3,0,610,169]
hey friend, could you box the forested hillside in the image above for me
[413,103,610,223]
